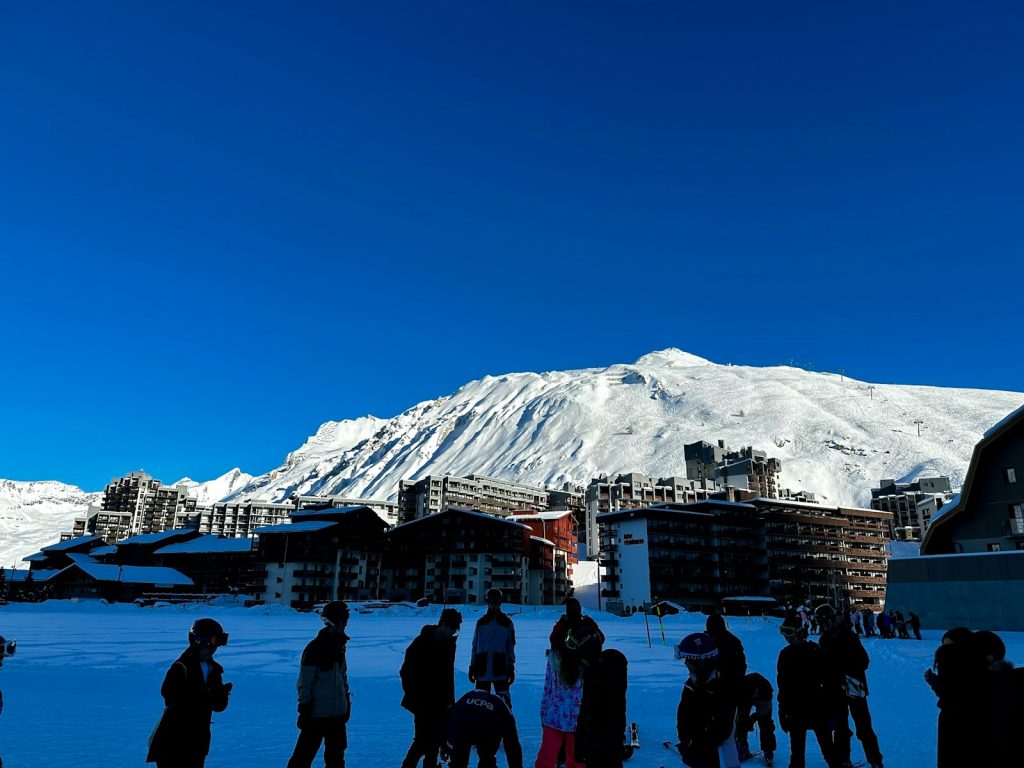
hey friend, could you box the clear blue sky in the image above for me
[2,2,1022,491]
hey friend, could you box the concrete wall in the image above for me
[886,551,1024,630]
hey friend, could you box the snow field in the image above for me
[0,602,1019,767]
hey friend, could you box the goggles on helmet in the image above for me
[1,639,15,658]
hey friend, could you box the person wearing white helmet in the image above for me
[673,632,736,768]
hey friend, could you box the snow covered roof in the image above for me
[155,535,254,555]
[509,511,574,522]
[983,402,1024,438]
[391,507,531,532]
[252,521,335,535]
[8,569,59,582]
[927,493,961,524]
[291,506,367,519]
[117,529,198,546]
[66,553,97,564]
[22,552,48,562]
[41,535,103,552]
[57,563,193,586]
[749,497,836,511]
[529,535,555,547]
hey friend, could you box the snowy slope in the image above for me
[225,348,1023,508]
[175,468,255,505]
[0,480,100,569]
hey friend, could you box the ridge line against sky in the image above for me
[2,3,1022,489]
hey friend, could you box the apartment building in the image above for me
[200,500,294,538]
[715,447,783,498]
[71,472,199,542]
[582,473,719,560]
[598,498,891,611]
[293,494,400,525]
[870,476,954,541]
[397,474,551,522]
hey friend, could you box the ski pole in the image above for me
[643,604,652,648]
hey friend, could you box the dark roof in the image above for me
[41,535,104,552]
[922,403,1024,554]
[390,507,531,532]
[117,529,199,546]
[291,505,369,518]
[252,520,336,535]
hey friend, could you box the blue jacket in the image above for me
[470,610,516,683]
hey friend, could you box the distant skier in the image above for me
[470,589,516,705]
[817,605,883,768]
[574,649,629,768]
[287,601,351,768]
[146,618,233,768]
[442,688,524,768]
[705,614,746,768]
[674,632,736,768]
[400,608,462,768]
[0,634,15,768]
[535,641,585,768]
[734,672,776,766]
[908,612,921,641]
[894,611,909,640]
[776,615,841,768]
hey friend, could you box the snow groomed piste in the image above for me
[0,601,1019,767]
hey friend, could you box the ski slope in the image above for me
[1,601,1014,767]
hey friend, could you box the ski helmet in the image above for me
[814,604,836,622]
[0,635,15,658]
[674,632,718,661]
[189,618,228,649]
[779,615,806,640]
[485,588,503,606]
[320,600,349,627]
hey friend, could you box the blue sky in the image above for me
[2,2,1022,490]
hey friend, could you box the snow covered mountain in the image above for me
[223,348,1024,509]
[174,468,255,505]
[0,480,101,571]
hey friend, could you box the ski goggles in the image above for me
[202,632,229,648]
[779,624,802,638]
[1,639,15,658]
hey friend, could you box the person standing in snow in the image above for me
[908,612,921,641]
[924,627,982,768]
[287,601,351,768]
[734,672,777,766]
[704,614,746,768]
[535,641,585,768]
[400,608,462,768]
[146,618,233,768]
[550,597,605,672]
[816,605,883,768]
[674,632,736,768]
[894,611,909,640]
[851,610,863,637]
[442,688,524,768]
[470,589,516,705]
[972,630,1017,767]
[862,609,875,638]
[776,616,841,768]
[0,635,15,768]
[876,611,891,639]
[574,649,629,768]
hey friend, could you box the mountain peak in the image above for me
[633,348,713,368]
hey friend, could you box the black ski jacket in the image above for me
[675,672,736,768]
[574,649,628,768]
[444,689,523,768]
[146,647,230,763]
[819,626,869,699]
[401,624,456,714]
[776,640,832,730]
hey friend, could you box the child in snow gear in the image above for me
[401,608,462,768]
[574,649,628,768]
[674,632,737,768]
[816,605,883,768]
[288,601,351,768]
[550,597,605,670]
[735,672,776,765]
[535,642,586,768]
[776,615,841,768]
[470,589,516,705]
[0,634,15,768]
[146,618,233,768]
[704,614,745,768]
[442,688,524,768]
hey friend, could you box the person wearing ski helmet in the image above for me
[146,618,233,768]
[469,588,516,705]
[816,604,883,768]
[776,614,842,768]
[704,613,746,768]
[550,597,605,671]
[673,632,736,768]
[288,600,351,768]
[0,634,16,768]
[400,607,463,768]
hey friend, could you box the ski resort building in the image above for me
[200,499,294,538]
[293,494,400,525]
[870,476,954,541]
[510,510,578,604]
[396,474,553,522]
[598,498,891,612]
[254,506,390,608]
[69,471,200,542]
[888,404,1024,629]
[714,447,783,498]
[384,508,535,604]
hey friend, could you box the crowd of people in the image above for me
[794,605,922,641]
[2,598,1021,768]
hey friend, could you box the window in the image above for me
[988,543,1002,552]
[1005,468,1018,484]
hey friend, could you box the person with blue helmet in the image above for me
[673,632,736,768]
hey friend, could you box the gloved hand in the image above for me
[507,668,515,684]
[223,682,234,696]
[468,671,476,684]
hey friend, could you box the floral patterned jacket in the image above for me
[539,651,584,732]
